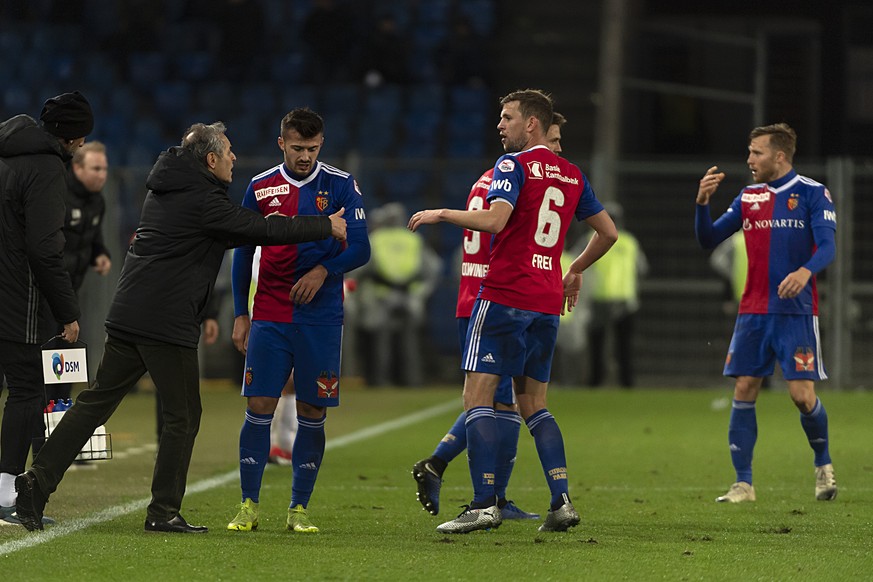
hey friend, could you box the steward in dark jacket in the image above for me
[16,122,347,534]
[62,151,111,292]
[0,91,94,520]
[0,114,79,343]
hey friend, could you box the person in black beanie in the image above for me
[15,121,347,534]
[0,91,93,526]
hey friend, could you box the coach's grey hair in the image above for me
[181,122,227,162]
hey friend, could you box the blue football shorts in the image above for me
[724,313,827,381]
[462,299,559,384]
[458,317,514,405]
[242,320,342,406]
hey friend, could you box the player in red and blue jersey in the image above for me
[227,108,370,533]
[410,90,617,533]
[412,113,568,521]
[695,123,838,504]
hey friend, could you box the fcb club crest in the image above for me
[787,193,800,211]
[794,347,815,372]
[315,190,330,212]
[245,367,254,386]
[317,370,339,398]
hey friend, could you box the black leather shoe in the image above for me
[144,514,208,534]
[15,471,48,532]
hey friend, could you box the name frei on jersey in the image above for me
[480,145,603,315]
[457,169,494,318]
[243,160,367,324]
[724,169,836,315]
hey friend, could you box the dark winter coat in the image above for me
[0,115,79,344]
[63,168,110,291]
[105,146,333,349]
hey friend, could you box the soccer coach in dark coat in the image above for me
[0,91,92,521]
[16,121,347,533]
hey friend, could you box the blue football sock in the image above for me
[432,411,468,465]
[800,398,831,467]
[526,409,569,509]
[290,414,326,509]
[494,409,521,501]
[728,400,757,485]
[239,409,273,503]
[465,406,498,507]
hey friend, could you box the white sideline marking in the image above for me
[0,398,460,556]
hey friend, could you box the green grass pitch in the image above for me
[1,384,871,580]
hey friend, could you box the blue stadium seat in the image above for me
[322,84,360,117]
[363,84,402,116]
[458,0,496,36]
[16,53,46,87]
[2,88,31,114]
[407,84,445,115]
[280,84,320,112]
[383,168,429,204]
[196,82,237,120]
[356,114,396,156]
[82,53,119,93]
[239,83,278,115]
[270,52,307,87]
[0,31,25,64]
[174,51,214,81]
[449,85,489,115]
[321,113,353,159]
[151,82,193,124]
[445,136,486,159]
[128,52,167,87]
[225,112,264,156]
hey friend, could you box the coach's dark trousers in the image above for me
[30,334,201,522]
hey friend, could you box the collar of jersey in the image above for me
[279,161,321,187]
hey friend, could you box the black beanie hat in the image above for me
[40,91,94,140]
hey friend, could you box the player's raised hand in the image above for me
[697,166,726,205]
[329,207,346,241]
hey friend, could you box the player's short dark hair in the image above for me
[750,123,796,163]
[551,111,567,128]
[281,108,325,139]
[499,89,554,134]
[181,122,228,162]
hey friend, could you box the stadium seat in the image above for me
[383,168,430,204]
[128,52,167,87]
[364,84,403,116]
[174,51,214,82]
[239,83,278,116]
[151,82,193,124]
[321,113,353,159]
[449,85,489,115]
[280,84,320,112]
[407,84,445,115]
[2,87,31,114]
[355,114,396,156]
[458,0,496,35]
[270,52,307,87]
[322,84,360,117]
[195,82,237,120]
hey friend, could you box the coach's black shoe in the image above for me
[14,471,48,532]
[144,514,208,534]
